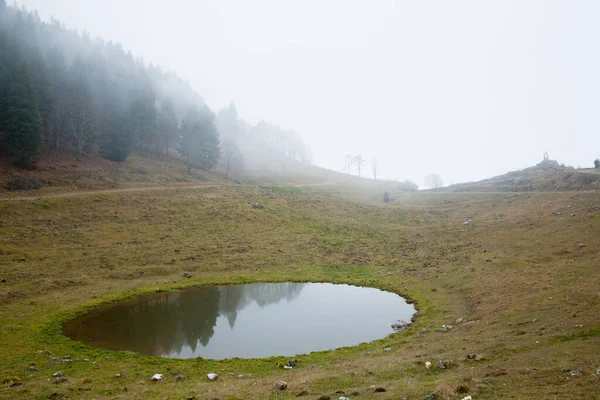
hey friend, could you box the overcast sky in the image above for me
[18,0,600,185]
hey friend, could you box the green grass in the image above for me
[0,186,599,399]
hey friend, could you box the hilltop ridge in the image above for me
[436,156,600,192]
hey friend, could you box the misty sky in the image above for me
[18,0,600,185]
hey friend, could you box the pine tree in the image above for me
[179,106,220,172]
[0,61,43,167]
[158,97,178,155]
[100,108,131,162]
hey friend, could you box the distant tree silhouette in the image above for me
[424,173,443,189]
[353,155,366,177]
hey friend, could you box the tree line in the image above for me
[0,1,311,174]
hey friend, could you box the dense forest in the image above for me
[0,1,312,172]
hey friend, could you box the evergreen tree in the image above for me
[128,81,157,157]
[100,107,131,162]
[158,97,178,155]
[0,61,43,167]
[179,106,220,172]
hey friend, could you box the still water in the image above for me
[64,282,415,359]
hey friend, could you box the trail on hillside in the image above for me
[0,182,333,202]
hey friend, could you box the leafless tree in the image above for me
[67,97,97,161]
[372,157,380,180]
[343,154,354,174]
[353,155,366,177]
[221,137,244,179]
[424,173,443,189]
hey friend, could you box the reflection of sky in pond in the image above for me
[64,283,415,359]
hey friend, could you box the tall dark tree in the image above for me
[0,40,43,167]
[158,97,178,155]
[179,105,220,172]
[45,47,67,160]
[128,80,157,157]
[99,108,130,162]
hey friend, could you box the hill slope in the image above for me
[438,158,600,192]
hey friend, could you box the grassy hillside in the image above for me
[437,158,600,192]
[0,148,416,201]
[0,182,598,399]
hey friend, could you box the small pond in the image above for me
[64,282,415,359]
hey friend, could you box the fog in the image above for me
[18,0,600,185]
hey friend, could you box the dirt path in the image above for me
[0,181,333,202]
[0,183,229,202]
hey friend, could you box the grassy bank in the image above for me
[1,186,599,399]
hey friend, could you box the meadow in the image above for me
[1,183,598,399]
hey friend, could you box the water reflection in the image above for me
[64,283,414,359]
[64,283,305,357]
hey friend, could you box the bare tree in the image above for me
[353,155,366,177]
[343,154,354,174]
[67,98,97,161]
[221,137,244,179]
[424,173,443,189]
[372,157,380,180]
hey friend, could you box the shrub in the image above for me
[594,159,600,169]
[383,191,391,203]
[6,175,41,190]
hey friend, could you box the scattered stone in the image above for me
[485,258,492,262]
[552,211,563,216]
[384,347,392,351]
[431,288,437,292]
[284,365,293,369]
[569,370,582,376]
[570,212,575,217]
[423,392,439,400]
[494,213,504,219]
[391,320,410,331]
[28,365,38,371]
[466,354,484,361]
[252,202,264,209]
[595,366,600,375]
[374,387,387,393]
[286,359,296,368]
[455,316,464,325]
[438,360,452,369]
[339,397,349,400]
[131,168,147,175]
[114,373,121,378]
[463,220,470,226]
[55,377,67,384]
[437,324,453,333]
[151,374,163,382]
[275,380,288,390]
[461,396,472,400]
[296,390,309,397]
[207,373,219,381]
[52,372,63,377]
[425,361,432,369]
[183,272,192,278]
[175,374,185,381]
